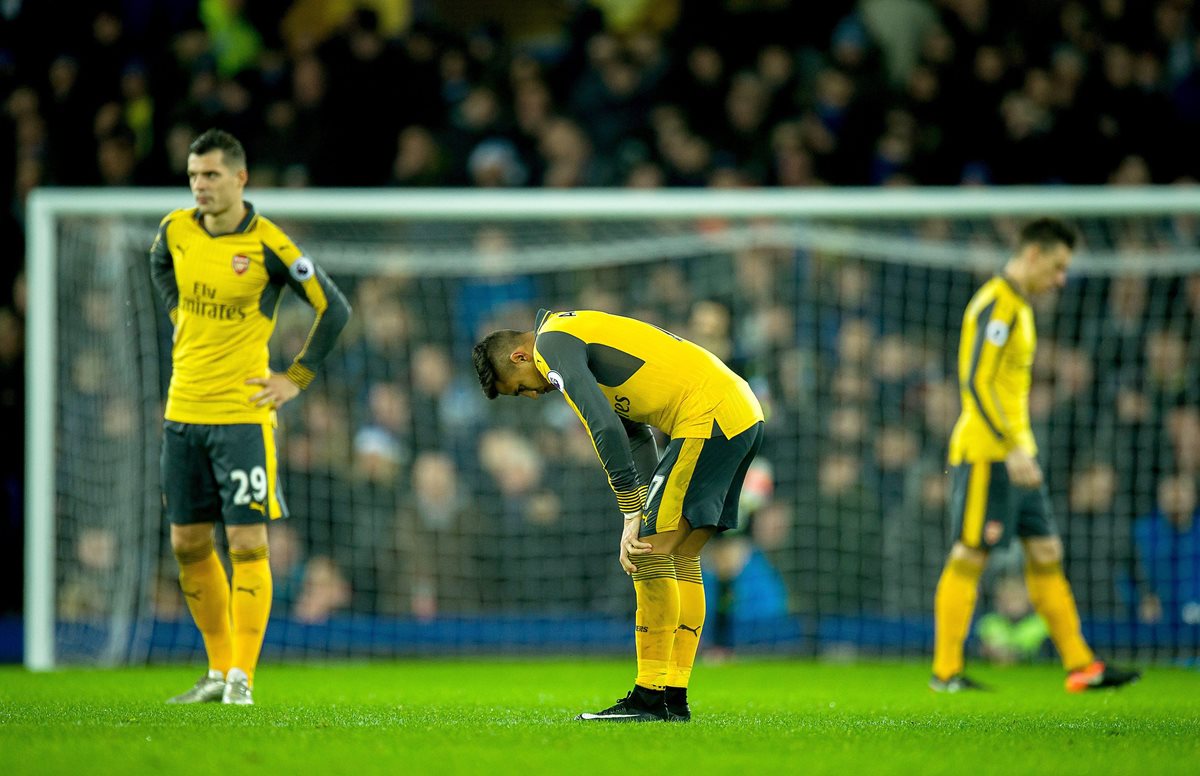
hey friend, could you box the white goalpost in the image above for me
[26,186,1200,669]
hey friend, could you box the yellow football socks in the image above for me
[229,545,272,686]
[932,556,983,680]
[175,545,232,676]
[631,554,679,692]
[667,555,704,689]
[1025,561,1094,671]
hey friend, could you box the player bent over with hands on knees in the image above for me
[474,309,764,721]
[931,218,1138,694]
[151,129,351,705]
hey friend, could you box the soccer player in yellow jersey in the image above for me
[473,309,764,722]
[150,129,351,705]
[931,218,1138,693]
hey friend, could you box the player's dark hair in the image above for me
[189,128,246,170]
[1018,217,1077,252]
[472,330,523,400]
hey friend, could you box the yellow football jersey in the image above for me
[948,276,1038,464]
[532,309,763,508]
[149,204,350,425]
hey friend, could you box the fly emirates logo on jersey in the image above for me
[180,280,248,321]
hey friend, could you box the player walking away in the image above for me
[474,310,764,722]
[931,218,1139,693]
[150,129,351,705]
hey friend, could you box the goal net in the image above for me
[26,188,1200,668]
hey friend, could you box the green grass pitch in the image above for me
[2,659,1198,775]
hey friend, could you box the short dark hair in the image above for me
[1018,217,1077,252]
[472,330,523,399]
[189,128,246,170]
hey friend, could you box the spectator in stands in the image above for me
[474,427,561,611]
[393,451,479,617]
[390,125,447,187]
[704,531,790,657]
[1134,474,1200,631]
[1064,458,1131,618]
[265,522,308,618]
[59,527,119,620]
[977,574,1050,666]
[1145,330,1196,410]
[883,459,950,616]
[812,450,880,614]
[704,458,789,657]
[454,227,539,352]
[293,555,352,623]
[1166,406,1200,477]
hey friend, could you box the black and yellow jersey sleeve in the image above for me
[532,309,763,513]
[149,211,181,325]
[257,219,352,389]
[948,276,1038,464]
[148,204,351,425]
[535,328,651,512]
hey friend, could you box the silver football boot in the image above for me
[166,670,226,704]
[222,668,254,705]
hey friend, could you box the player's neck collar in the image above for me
[999,272,1028,301]
[534,308,552,332]
[234,201,257,233]
[194,201,256,237]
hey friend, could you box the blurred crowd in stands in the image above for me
[3,0,1200,654]
[5,0,1200,251]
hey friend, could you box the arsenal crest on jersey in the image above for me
[232,254,251,274]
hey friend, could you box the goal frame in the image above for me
[25,185,1200,669]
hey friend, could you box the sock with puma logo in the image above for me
[175,543,232,675]
[631,554,678,692]
[229,545,271,686]
[667,554,704,689]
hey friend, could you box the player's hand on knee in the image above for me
[619,514,652,575]
[246,372,301,409]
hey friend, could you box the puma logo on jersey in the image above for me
[677,623,701,636]
[236,586,259,597]
[249,501,266,514]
